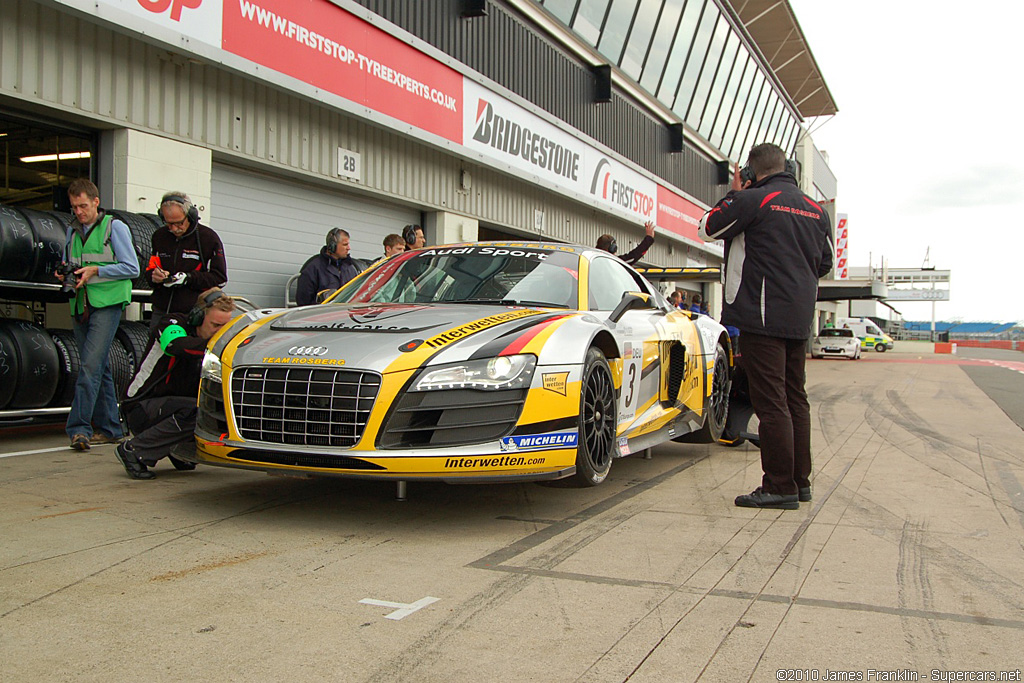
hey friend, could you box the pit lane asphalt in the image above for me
[2,341,1023,682]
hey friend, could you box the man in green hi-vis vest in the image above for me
[58,179,140,452]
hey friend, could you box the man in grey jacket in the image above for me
[699,144,833,510]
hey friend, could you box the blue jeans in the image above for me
[66,305,124,440]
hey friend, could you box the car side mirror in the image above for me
[608,291,654,323]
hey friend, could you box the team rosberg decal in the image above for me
[500,431,578,452]
[261,357,345,365]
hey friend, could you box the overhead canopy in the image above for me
[725,0,838,118]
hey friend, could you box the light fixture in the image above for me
[19,151,91,163]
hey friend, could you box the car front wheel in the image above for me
[875,343,887,352]
[570,347,617,487]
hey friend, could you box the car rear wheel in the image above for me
[569,347,616,487]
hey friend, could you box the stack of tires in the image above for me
[0,202,162,292]
[0,319,152,411]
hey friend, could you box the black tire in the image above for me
[20,208,69,284]
[569,347,617,487]
[674,342,731,444]
[48,329,81,407]
[0,320,60,409]
[116,321,151,378]
[875,343,887,353]
[169,455,197,471]
[108,336,135,400]
[0,205,34,281]
[108,210,158,290]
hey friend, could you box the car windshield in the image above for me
[819,329,854,338]
[330,244,581,308]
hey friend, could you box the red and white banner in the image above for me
[835,213,849,279]
[223,0,463,142]
[64,0,709,241]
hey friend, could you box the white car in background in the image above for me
[811,327,861,360]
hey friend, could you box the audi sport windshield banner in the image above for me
[59,0,707,241]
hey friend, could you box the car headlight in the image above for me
[201,350,223,383]
[412,354,536,391]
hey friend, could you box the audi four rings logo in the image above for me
[288,346,329,357]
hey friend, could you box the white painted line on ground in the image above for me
[0,446,76,459]
[359,596,440,620]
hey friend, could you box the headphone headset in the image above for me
[402,224,420,247]
[187,289,226,327]
[608,237,618,255]
[158,193,200,228]
[326,228,344,254]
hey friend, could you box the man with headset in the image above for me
[596,220,656,266]
[147,191,228,327]
[114,287,236,480]
[296,227,369,306]
[403,224,426,250]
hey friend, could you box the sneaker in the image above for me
[90,433,124,446]
[798,486,812,502]
[115,443,155,480]
[168,456,197,471]
[70,434,90,451]
[735,487,799,510]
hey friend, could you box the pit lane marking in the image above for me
[359,596,440,620]
[0,446,89,459]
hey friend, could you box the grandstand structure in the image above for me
[902,321,1024,345]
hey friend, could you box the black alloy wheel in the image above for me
[571,347,617,486]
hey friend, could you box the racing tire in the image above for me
[569,347,617,487]
[115,321,151,377]
[0,320,60,409]
[48,329,81,407]
[674,342,731,444]
[874,343,887,353]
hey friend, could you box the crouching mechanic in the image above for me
[114,288,237,480]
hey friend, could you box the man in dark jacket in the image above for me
[596,220,655,266]
[296,228,367,306]
[147,192,228,324]
[699,143,833,510]
[114,288,236,479]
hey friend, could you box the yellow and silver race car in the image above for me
[180,242,732,487]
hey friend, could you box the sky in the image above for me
[786,0,1023,323]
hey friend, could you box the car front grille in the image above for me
[231,366,381,448]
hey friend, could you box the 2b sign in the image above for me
[138,0,201,21]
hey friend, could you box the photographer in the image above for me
[699,143,833,510]
[146,192,228,326]
[114,288,236,480]
[59,179,140,452]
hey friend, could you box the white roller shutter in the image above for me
[211,164,420,308]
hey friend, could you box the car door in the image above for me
[585,256,664,430]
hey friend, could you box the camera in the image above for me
[58,262,81,298]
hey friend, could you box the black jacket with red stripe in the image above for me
[146,222,228,316]
[698,173,833,339]
[123,315,208,404]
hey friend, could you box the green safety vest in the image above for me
[68,214,132,315]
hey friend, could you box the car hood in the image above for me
[226,303,562,373]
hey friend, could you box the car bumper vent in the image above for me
[380,387,527,449]
[231,366,381,448]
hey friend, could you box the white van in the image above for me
[835,317,895,352]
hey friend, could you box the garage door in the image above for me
[211,164,421,308]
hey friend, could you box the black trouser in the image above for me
[124,396,196,466]
[739,332,811,495]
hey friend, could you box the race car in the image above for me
[180,241,733,487]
